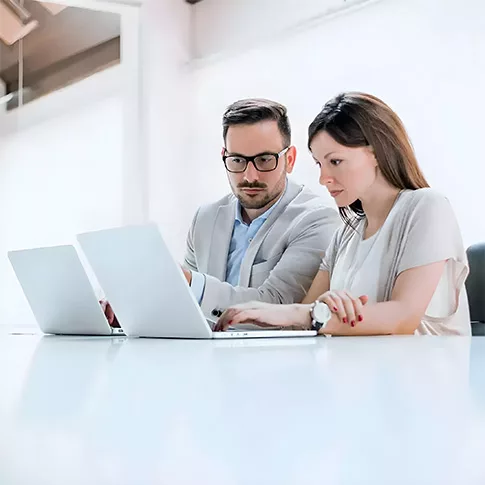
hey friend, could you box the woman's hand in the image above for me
[214,301,311,332]
[318,291,368,327]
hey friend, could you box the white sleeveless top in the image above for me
[320,189,471,336]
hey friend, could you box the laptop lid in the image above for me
[8,245,113,336]
[76,224,213,339]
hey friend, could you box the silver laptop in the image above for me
[8,245,124,336]
[76,223,317,339]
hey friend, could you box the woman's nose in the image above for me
[319,165,334,186]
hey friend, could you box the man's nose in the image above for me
[243,161,260,183]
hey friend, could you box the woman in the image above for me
[215,92,471,336]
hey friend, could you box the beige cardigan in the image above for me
[321,189,471,335]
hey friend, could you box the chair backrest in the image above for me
[466,242,485,323]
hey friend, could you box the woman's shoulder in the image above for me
[398,188,453,215]
[394,188,462,244]
[400,187,451,204]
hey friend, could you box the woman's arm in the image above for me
[311,260,447,335]
[301,270,330,304]
[216,261,447,334]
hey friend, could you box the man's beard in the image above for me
[236,190,272,210]
[236,174,286,210]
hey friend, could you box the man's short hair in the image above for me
[222,98,291,147]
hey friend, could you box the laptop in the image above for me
[76,223,317,339]
[8,245,125,336]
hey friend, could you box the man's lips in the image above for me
[241,188,265,194]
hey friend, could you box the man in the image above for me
[181,98,341,321]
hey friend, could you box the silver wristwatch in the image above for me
[310,301,332,332]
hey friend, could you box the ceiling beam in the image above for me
[3,36,120,92]
[0,1,39,45]
[39,2,67,15]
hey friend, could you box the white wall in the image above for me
[193,0,379,60]
[191,0,485,248]
[0,0,194,326]
[0,0,195,325]
[0,70,123,325]
[140,0,193,259]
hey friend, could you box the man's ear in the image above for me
[285,146,297,174]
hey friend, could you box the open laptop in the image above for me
[76,223,317,339]
[8,245,125,336]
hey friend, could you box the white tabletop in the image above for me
[1,329,484,485]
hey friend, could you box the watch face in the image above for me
[314,302,331,323]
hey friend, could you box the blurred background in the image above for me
[0,0,484,326]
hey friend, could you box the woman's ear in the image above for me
[366,145,378,167]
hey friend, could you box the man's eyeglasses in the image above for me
[222,147,290,173]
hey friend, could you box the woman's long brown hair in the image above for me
[308,92,429,226]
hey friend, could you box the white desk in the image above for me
[0,330,484,485]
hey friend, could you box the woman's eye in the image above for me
[330,159,342,166]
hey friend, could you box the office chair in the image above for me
[466,243,485,336]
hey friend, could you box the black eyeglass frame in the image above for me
[222,146,290,173]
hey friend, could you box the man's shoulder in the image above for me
[200,193,236,210]
[290,184,329,208]
[193,193,236,220]
[285,183,338,220]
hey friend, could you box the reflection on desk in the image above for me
[0,333,484,485]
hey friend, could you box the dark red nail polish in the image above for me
[228,320,233,325]
[333,307,338,312]
[351,321,355,327]
[343,317,347,324]
[358,315,363,322]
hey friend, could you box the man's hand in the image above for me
[99,300,120,328]
[182,267,192,285]
[214,301,311,332]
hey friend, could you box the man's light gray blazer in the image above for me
[183,179,341,319]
